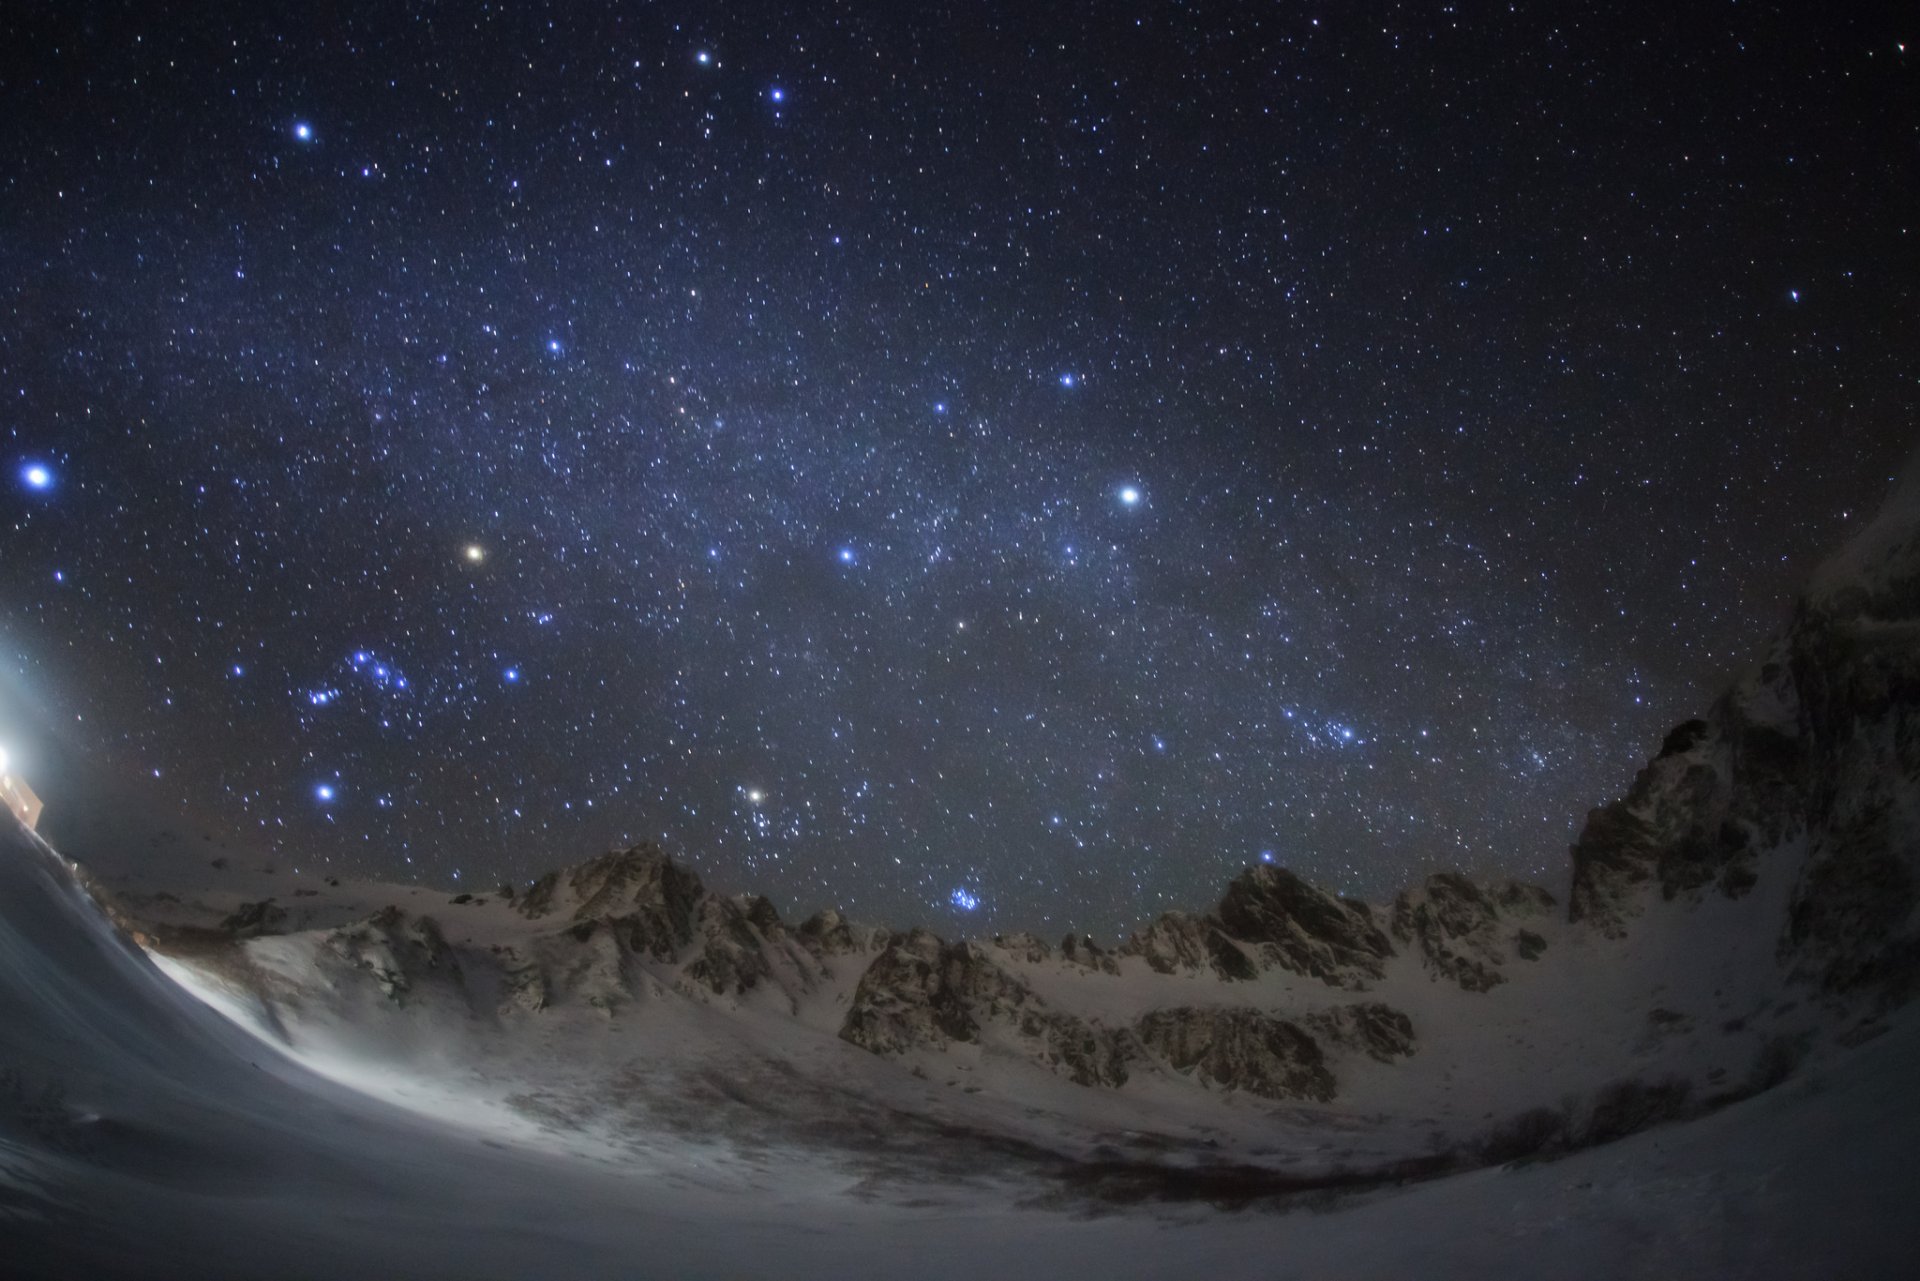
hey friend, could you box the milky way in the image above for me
[1,4,1912,937]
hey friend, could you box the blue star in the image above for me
[546,338,564,355]
[315,783,336,802]
[1058,372,1077,388]
[19,462,53,491]
[292,121,314,143]
[769,86,785,103]
[837,546,857,565]
[503,667,520,683]
[950,887,980,911]
[1118,485,1142,507]
[695,50,712,66]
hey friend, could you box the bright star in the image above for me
[293,121,313,142]
[315,783,336,802]
[837,546,856,565]
[20,463,53,491]
[1058,372,1077,387]
[695,50,712,65]
[769,86,785,102]
[546,338,563,354]
[503,667,519,683]
[1118,485,1142,506]
[463,544,486,564]
[950,887,980,911]
[746,788,765,805]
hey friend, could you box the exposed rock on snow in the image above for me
[1304,1002,1417,1063]
[1390,873,1554,992]
[1566,463,1920,1009]
[520,843,702,961]
[839,929,1132,1086]
[1120,910,1257,980]
[992,932,1053,964]
[1058,932,1121,975]
[322,907,461,1003]
[1132,1007,1335,1101]
[217,898,288,940]
[1216,864,1395,987]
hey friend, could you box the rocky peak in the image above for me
[1391,873,1554,992]
[519,843,704,961]
[1215,865,1394,987]
[1120,910,1257,980]
[1059,932,1120,975]
[991,931,1052,964]
[839,930,1132,1087]
[796,907,868,956]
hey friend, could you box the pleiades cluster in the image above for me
[1,3,1911,936]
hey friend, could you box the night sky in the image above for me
[1,3,1913,938]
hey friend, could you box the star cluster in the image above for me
[1,4,1912,937]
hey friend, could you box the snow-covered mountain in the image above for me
[4,462,1919,1278]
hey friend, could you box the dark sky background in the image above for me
[1,2,1913,938]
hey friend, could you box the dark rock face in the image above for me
[796,908,864,957]
[682,897,778,996]
[519,844,704,962]
[1216,866,1394,987]
[1120,911,1257,981]
[1306,1002,1417,1063]
[991,932,1052,964]
[839,930,1131,1086]
[1568,642,1811,939]
[218,899,287,939]
[1059,933,1121,975]
[1390,874,1554,992]
[1133,1007,1334,1101]
[323,907,461,1003]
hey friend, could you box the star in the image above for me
[695,50,712,66]
[292,121,314,142]
[1118,485,1142,507]
[837,546,857,565]
[315,783,336,802]
[769,87,785,103]
[19,462,53,491]
[463,544,486,564]
[1058,372,1077,388]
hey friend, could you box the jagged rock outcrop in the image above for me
[1558,460,1920,1010]
[323,907,461,1003]
[1120,910,1257,980]
[1133,1007,1335,1101]
[1305,1002,1417,1063]
[1391,873,1555,992]
[796,908,877,957]
[992,932,1052,964]
[520,844,702,961]
[218,898,288,939]
[1567,663,1804,937]
[682,896,780,996]
[839,930,1131,1086]
[1778,480,1920,999]
[1216,865,1395,987]
[1059,932,1121,975]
